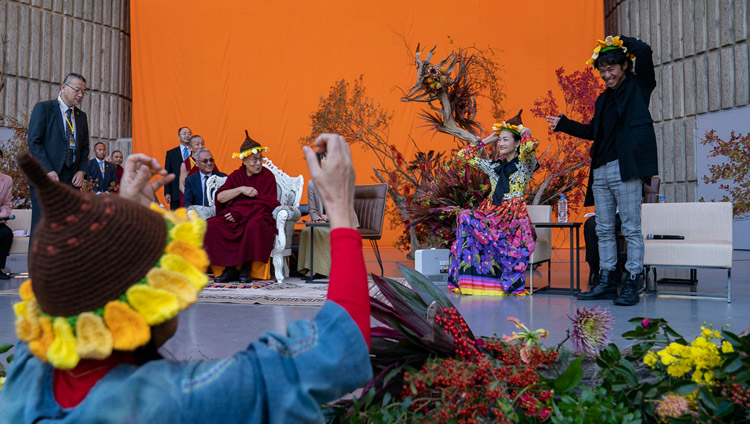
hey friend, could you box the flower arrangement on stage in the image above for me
[323,267,750,423]
[529,67,603,210]
[0,114,31,208]
[303,41,604,255]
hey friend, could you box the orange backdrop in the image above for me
[131,0,603,246]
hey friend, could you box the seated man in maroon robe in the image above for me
[204,134,279,283]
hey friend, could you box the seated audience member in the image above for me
[298,153,358,278]
[298,173,332,277]
[0,149,13,279]
[0,134,372,422]
[111,150,124,184]
[204,133,279,283]
[86,142,118,193]
[183,148,227,208]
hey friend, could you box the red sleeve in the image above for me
[326,228,370,348]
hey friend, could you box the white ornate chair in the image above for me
[193,160,303,283]
[263,157,303,283]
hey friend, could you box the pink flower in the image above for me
[642,318,650,328]
[540,407,552,419]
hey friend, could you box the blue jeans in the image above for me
[592,160,644,276]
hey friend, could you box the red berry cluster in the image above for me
[718,379,750,409]
[402,357,511,424]
[434,306,483,362]
[399,339,561,423]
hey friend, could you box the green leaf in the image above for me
[699,385,718,411]
[722,329,743,348]
[715,401,735,418]
[554,356,583,393]
[674,382,698,395]
[723,356,744,374]
[6,354,13,364]
[0,343,13,354]
[398,264,454,308]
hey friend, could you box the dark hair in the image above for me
[594,48,633,74]
[94,142,106,149]
[112,150,123,156]
[0,149,3,158]
[63,73,86,84]
[177,126,190,136]
[317,152,327,161]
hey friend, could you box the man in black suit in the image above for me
[86,142,118,193]
[27,72,90,237]
[164,126,192,210]
[183,148,226,208]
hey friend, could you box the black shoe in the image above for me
[239,266,251,284]
[214,267,240,283]
[614,273,643,306]
[0,272,10,280]
[577,269,618,300]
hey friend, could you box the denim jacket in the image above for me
[0,301,372,423]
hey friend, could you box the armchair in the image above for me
[192,159,303,283]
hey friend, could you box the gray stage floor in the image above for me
[1,249,747,362]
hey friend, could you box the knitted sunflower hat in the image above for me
[492,109,526,136]
[13,152,209,370]
[585,35,635,66]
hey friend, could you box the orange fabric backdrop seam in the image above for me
[131,0,603,247]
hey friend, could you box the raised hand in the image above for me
[302,134,357,230]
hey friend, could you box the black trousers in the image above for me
[30,163,79,239]
[583,215,625,280]
[0,224,14,269]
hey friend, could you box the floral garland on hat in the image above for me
[492,122,525,137]
[13,206,209,370]
[586,35,636,66]
[231,146,269,159]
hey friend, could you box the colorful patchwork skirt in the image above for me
[449,197,535,296]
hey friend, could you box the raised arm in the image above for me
[621,35,656,98]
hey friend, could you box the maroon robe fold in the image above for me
[204,165,279,267]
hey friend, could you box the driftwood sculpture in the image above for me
[401,44,483,142]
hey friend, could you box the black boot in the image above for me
[576,269,618,300]
[239,264,251,284]
[214,266,239,283]
[614,273,643,306]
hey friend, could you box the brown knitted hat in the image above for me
[505,109,523,126]
[241,130,261,152]
[19,152,167,317]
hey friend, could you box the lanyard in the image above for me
[58,99,76,144]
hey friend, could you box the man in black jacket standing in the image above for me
[27,72,90,237]
[164,126,192,210]
[547,36,658,306]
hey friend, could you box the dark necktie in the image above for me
[202,174,209,206]
[64,109,75,167]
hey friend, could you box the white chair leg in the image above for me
[727,268,732,303]
[273,253,284,283]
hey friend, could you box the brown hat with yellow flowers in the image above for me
[14,152,210,369]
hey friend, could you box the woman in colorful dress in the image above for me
[449,110,539,295]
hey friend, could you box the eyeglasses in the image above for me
[65,84,87,96]
[199,158,215,164]
[246,157,263,164]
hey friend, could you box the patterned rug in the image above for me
[206,280,276,289]
[198,276,409,306]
